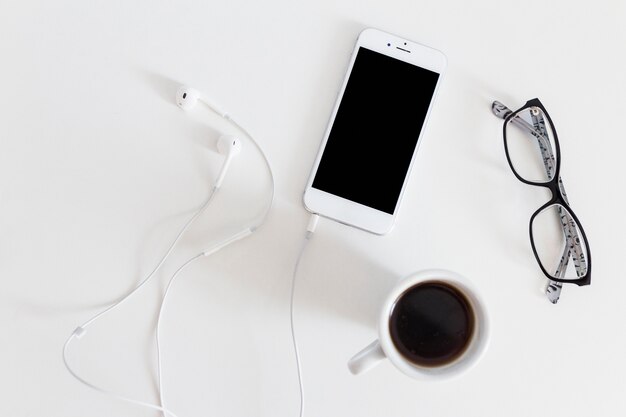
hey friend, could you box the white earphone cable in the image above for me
[78,187,219,331]
[156,252,204,417]
[227,116,275,226]
[290,214,319,417]
[153,115,275,417]
[156,228,254,417]
[62,187,219,417]
[62,334,182,417]
[63,97,275,417]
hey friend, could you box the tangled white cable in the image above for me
[63,85,274,417]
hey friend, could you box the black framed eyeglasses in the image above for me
[491,98,591,304]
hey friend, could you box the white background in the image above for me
[1,1,625,416]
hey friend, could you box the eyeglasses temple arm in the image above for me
[527,109,563,303]
[530,110,588,281]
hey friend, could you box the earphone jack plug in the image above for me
[306,214,320,239]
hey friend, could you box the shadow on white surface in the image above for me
[139,70,182,105]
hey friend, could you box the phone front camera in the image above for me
[387,43,391,47]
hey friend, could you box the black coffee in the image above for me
[389,281,474,367]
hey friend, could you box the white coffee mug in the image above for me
[347,269,489,380]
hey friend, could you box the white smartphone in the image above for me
[303,28,447,235]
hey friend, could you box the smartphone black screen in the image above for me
[312,47,439,214]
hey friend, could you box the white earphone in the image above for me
[63,84,274,417]
[176,86,242,188]
[176,85,229,118]
[215,134,242,188]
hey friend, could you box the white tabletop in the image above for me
[1,1,625,416]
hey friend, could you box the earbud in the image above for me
[176,86,228,118]
[214,134,242,188]
[175,86,200,111]
[176,86,238,188]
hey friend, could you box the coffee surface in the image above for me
[389,281,474,367]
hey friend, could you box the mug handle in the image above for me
[347,340,386,375]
